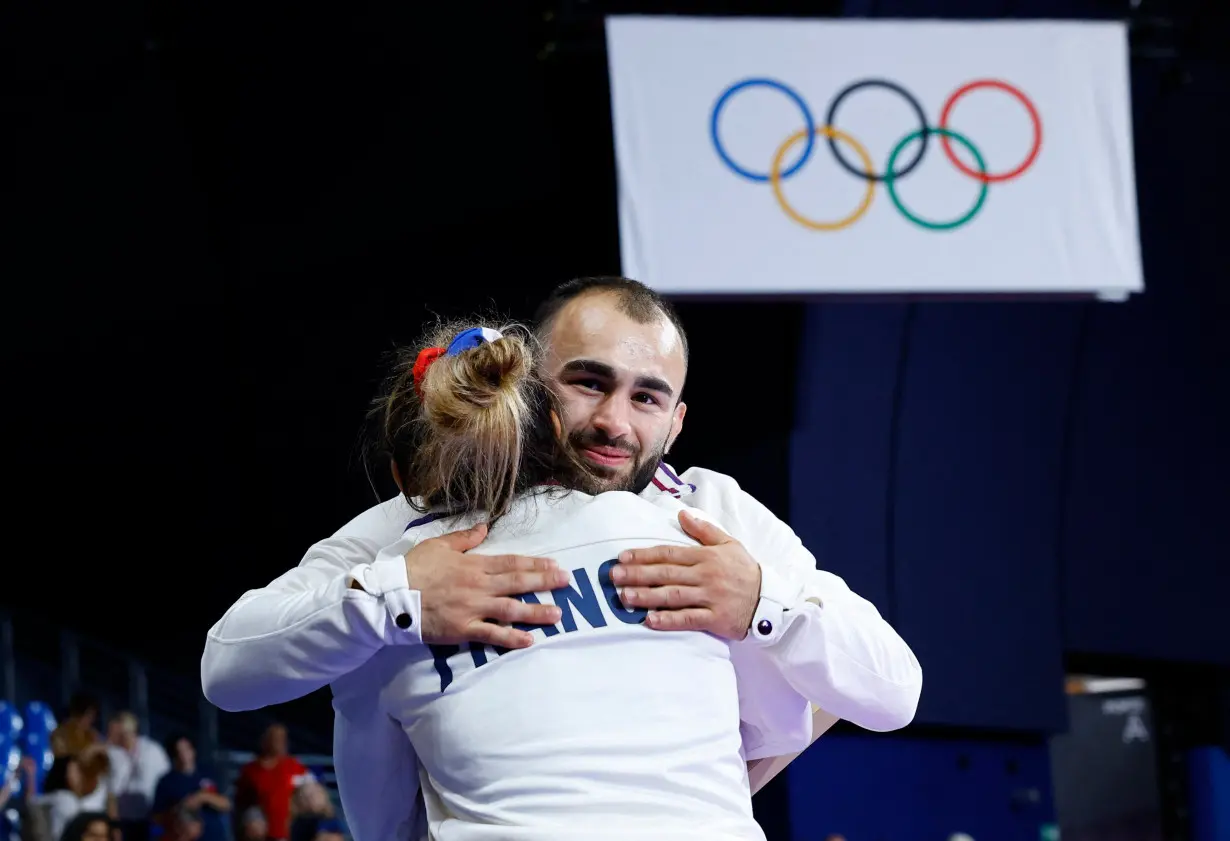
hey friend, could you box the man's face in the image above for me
[542,293,687,494]
[81,819,110,841]
[174,738,196,769]
[107,719,134,748]
[263,725,288,757]
[242,818,267,841]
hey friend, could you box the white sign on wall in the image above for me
[606,16,1144,298]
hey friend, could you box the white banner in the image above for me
[606,17,1143,297]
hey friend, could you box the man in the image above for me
[202,277,921,828]
[153,733,230,841]
[233,725,312,841]
[163,806,205,841]
[105,711,171,841]
[50,692,100,759]
[237,807,270,841]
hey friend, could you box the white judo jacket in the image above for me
[201,464,921,840]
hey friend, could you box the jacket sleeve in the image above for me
[201,522,424,712]
[331,671,425,841]
[687,470,923,733]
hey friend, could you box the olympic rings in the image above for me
[771,126,876,232]
[938,79,1042,183]
[824,79,930,183]
[710,76,1042,232]
[711,78,816,183]
[885,128,988,231]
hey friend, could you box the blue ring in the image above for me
[710,78,816,183]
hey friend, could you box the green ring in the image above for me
[884,127,988,231]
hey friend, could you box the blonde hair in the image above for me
[371,319,587,520]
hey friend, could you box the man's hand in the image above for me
[611,511,762,640]
[405,523,568,650]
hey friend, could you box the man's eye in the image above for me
[633,393,659,406]
[574,379,602,392]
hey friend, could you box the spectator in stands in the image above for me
[233,725,311,841]
[104,711,170,841]
[153,733,230,841]
[50,693,101,760]
[39,753,111,840]
[237,807,270,841]
[1,756,53,841]
[57,812,111,841]
[287,781,344,841]
[162,806,204,841]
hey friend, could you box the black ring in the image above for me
[824,78,931,183]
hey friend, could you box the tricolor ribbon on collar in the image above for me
[412,326,504,398]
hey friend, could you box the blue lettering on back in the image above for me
[553,568,607,632]
[429,644,461,692]
[430,564,651,693]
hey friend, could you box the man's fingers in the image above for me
[488,596,563,627]
[618,545,702,565]
[621,585,707,610]
[469,621,535,651]
[488,566,570,595]
[678,510,734,546]
[484,553,562,576]
[434,522,489,552]
[612,563,701,588]
[644,608,713,632]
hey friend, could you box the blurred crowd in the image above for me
[2,694,345,841]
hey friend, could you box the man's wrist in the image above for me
[350,558,424,644]
[742,564,801,647]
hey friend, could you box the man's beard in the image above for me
[562,427,667,496]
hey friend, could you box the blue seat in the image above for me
[0,702,22,789]
[3,743,21,799]
[0,702,20,748]
[20,701,56,786]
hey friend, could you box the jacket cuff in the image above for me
[352,557,423,644]
[744,563,804,647]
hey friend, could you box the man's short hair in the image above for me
[533,276,689,363]
[164,731,193,759]
[109,710,138,732]
[67,692,99,718]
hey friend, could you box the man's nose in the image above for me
[591,396,633,440]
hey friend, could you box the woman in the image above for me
[56,812,110,841]
[204,321,804,841]
[38,751,111,841]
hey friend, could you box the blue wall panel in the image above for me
[786,733,1054,841]
[891,303,1075,731]
[1058,65,1230,664]
[1188,747,1230,841]
[790,303,909,616]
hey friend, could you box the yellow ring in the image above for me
[769,126,876,232]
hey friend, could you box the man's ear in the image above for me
[549,408,564,441]
[666,401,687,454]
[390,459,404,493]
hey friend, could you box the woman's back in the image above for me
[333,490,760,841]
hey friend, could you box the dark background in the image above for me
[5,0,1228,763]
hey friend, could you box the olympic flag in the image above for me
[606,17,1143,298]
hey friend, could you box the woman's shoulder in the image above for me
[489,490,693,551]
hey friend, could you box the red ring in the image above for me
[938,79,1042,184]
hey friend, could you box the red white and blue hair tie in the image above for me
[445,326,504,356]
[413,327,505,398]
